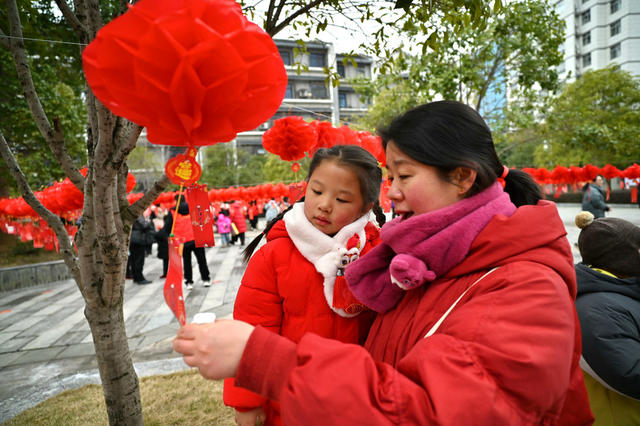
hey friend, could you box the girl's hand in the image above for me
[172,320,255,380]
[235,407,266,426]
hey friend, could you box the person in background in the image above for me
[222,145,385,425]
[247,201,259,230]
[127,210,154,284]
[154,206,172,278]
[174,101,593,425]
[173,195,211,290]
[574,211,640,425]
[217,210,232,248]
[229,200,248,246]
[263,198,279,227]
[582,175,610,218]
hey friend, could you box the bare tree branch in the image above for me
[124,174,171,224]
[267,0,326,36]
[53,0,87,37]
[475,55,502,111]
[5,0,85,191]
[113,121,143,167]
[0,130,80,283]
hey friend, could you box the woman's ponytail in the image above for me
[503,168,542,207]
[241,199,302,263]
[372,200,386,227]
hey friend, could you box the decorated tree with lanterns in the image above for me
[0,0,504,423]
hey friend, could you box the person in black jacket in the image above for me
[574,211,640,423]
[154,206,172,278]
[127,214,155,284]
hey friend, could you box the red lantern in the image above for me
[308,120,342,156]
[82,0,287,146]
[550,166,570,184]
[358,131,386,165]
[599,164,622,180]
[582,164,600,182]
[262,116,317,161]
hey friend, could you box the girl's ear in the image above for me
[362,201,374,214]
[450,167,477,196]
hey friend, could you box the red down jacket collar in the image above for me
[447,200,576,298]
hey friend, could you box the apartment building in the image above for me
[235,39,373,154]
[555,0,640,80]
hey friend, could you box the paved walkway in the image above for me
[1,204,638,421]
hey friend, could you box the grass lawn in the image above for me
[4,370,236,425]
[0,232,63,267]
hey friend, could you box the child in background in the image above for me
[574,211,640,425]
[229,200,248,246]
[217,211,232,248]
[223,145,386,426]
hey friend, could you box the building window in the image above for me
[278,48,292,65]
[582,31,591,45]
[309,51,325,67]
[610,0,620,14]
[339,92,347,108]
[284,83,293,99]
[337,62,345,77]
[582,52,592,67]
[310,81,327,99]
[558,62,566,73]
[581,10,590,24]
[610,20,621,36]
[610,43,621,59]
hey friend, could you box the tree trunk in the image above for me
[86,303,143,426]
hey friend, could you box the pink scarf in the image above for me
[345,182,516,313]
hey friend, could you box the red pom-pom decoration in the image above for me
[262,116,317,161]
[82,0,287,146]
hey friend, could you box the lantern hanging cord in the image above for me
[0,34,87,46]
[279,102,360,129]
[170,183,185,237]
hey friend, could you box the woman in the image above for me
[174,101,593,425]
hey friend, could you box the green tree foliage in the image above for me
[242,0,502,84]
[354,0,563,164]
[199,144,267,188]
[262,153,310,183]
[0,1,86,196]
[535,66,640,168]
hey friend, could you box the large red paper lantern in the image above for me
[262,116,317,161]
[308,120,342,156]
[82,0,287,146]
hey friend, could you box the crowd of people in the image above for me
[126,193,289,289]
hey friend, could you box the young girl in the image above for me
[174,101,593,425]
[217,211,232,247]
[223,145,385,426]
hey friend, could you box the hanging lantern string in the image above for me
[169,183,185,237]
[0,34,87,46]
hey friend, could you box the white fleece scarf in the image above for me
[283,202,370,317]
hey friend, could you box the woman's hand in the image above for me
[235,407,266,426]
[173,319,255,380]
